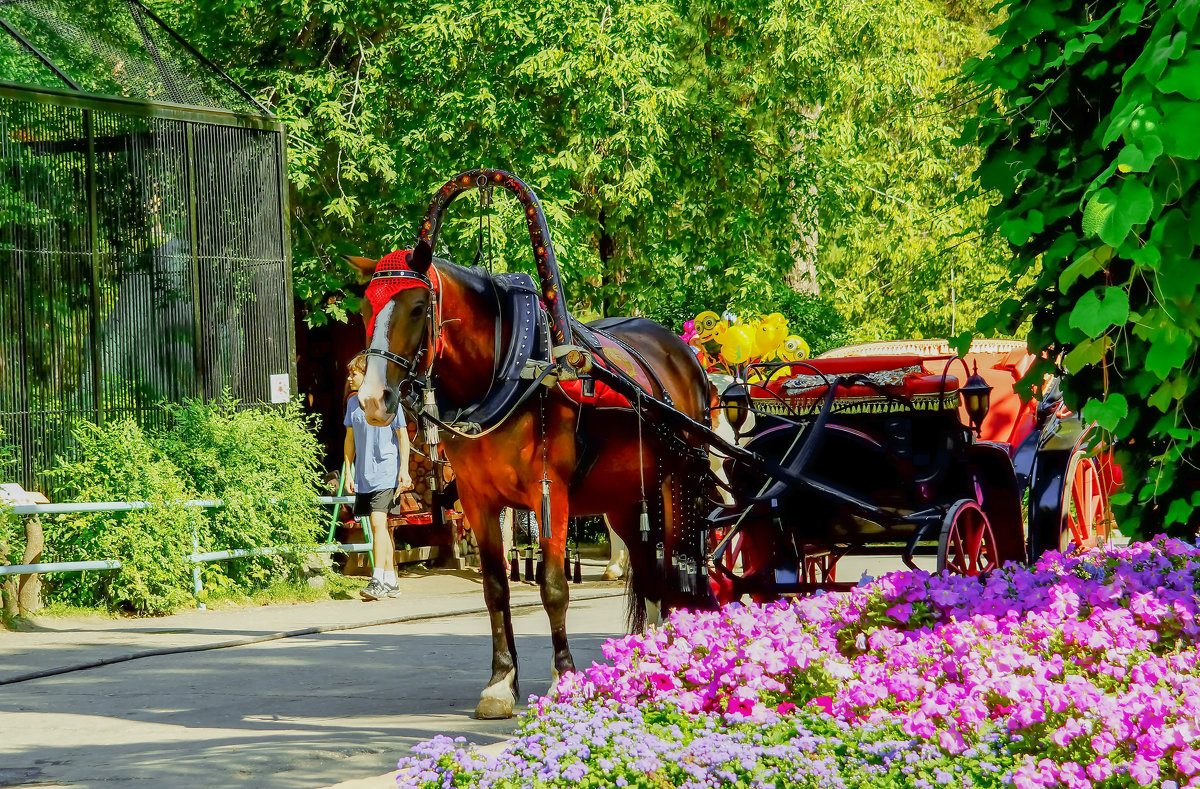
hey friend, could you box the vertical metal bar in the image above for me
[277,127,297,396]
[184,123,203,399]
[84,109,102,424]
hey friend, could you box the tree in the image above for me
[966,0,1200,537]
[155,0,994,343]
[816,0,1014,343]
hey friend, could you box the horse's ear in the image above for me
[410,241,433,275]
[343,255,378,277]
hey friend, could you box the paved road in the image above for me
[0,572,627,789]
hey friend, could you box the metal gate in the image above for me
[0,0,294,489]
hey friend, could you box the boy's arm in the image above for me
[343,427,356,494]
[397,427,412,490]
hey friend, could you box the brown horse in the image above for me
[350,249,711,719]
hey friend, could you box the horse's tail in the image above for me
[625,569,648,633]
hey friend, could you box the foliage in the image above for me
[44,420,195,615]
[769,290,851,356]
[818,0,1015,343]
[401,539,1200,787]
[964,0,1200,537]
[153,0,1002,342]
[157,394,325,596]
[42,399,325,614]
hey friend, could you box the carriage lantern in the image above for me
[960,361,993,436]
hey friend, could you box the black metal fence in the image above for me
[0,1,294,490]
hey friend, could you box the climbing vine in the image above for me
[966,0,1200,536]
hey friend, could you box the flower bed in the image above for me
[397,538,1200,788]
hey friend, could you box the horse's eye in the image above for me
[410,306,425,320]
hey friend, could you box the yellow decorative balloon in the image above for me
[757,314,788,358]
[778,335,810,363]
[719,325,755,365]
[694,311,722,338]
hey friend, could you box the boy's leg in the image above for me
[370,509,392,572]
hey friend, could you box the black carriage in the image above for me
[706,340,1117,603]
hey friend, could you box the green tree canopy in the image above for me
[155,0,1005,343]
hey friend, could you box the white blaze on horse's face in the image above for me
[358,289,431,427]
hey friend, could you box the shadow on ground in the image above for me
[0,599,622,789]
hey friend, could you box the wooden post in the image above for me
[17,514,43,614]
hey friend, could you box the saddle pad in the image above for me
[559,331,657,410]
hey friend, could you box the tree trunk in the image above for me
[787,106,823,295]
[17,515,43,615]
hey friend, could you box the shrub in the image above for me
[43,420,194,615]
[158,395,325,593]
[39,397,326,614]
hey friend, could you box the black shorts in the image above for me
[354,488,395,516]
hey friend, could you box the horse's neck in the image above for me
[432,264,500,407]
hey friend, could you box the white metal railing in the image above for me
[0,496,370,609]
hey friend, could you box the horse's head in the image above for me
[347,248,435,427]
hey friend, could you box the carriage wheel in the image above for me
[937,500,1002,577]
[1060,453,1109,552]
[802,548,837,584]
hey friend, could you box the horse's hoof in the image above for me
[601,565,624,581]
[473,668,517,720]
[473,695,514,720]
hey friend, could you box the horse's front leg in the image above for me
[537,477,575,690]
[461,501,519,719]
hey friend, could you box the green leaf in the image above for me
[1159,99,1200,159]
[1156,48,1200,100]
[1164,498,1194,526]
[1069,287,1129,336]
[1181,0,1200,29]
[1099,179,1153,246]
[1148,381,1174,412]
[948,331,973,359]
[1059,245,1111,290]
[1081,394,1128,432]
[1063,337,1108,374]
[1081,190,1116,238]
[1146,330,1194,378]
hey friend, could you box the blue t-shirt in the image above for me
[344,394,407,493]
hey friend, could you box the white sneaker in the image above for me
[361,578,388,601]
[385,582,402,598]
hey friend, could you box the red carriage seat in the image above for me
[749,354,960,415]
[798,339,1042,450]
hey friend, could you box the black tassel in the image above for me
[535,549,545,585]
[541,479,552,541]
[510,547,521,582]
[572,550,582,584]
[524,545,534,582]
[563,552,570,578]
[639,500,650,542]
